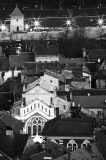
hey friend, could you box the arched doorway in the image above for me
[17,26,19,32]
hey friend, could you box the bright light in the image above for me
[66,20,71,26]
[25,24,29,30]
[1,24,6,31]
[98,18,103,26]
[34,20,39,27]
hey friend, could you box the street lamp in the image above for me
[1,24,6,32]
[34,20,40,28]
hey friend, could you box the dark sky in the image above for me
[0,0,106,9]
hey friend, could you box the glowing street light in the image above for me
[98,18,103,26]
[1,24,6,31]
[66,20,71,26]
[34,20,40,28]
[25,24,29,30]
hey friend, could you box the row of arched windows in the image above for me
[67,139,90,150]
[51,139,90,151]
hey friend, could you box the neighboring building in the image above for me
[71,89,106,121]
[42,111,95,149]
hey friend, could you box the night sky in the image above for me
[0,0,106,9]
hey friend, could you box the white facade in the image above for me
[23,85,55,106]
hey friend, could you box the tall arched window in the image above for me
[67,140,78,151]
[26,116,46,136]
[27,125,31,135]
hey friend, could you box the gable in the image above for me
[25,85,50,94]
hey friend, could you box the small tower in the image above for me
[10,5,24,32]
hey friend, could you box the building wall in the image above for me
[10,16,24,32]
[44,74,59,89]
[36,56,59,62]
[47,137,94,149]
[23,93,55,106]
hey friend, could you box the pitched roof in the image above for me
[10,5,24,17]
[35,44,58,56]
[84,62,97,75]
[42,113,94,137]
[72,95,106,108]
[0,150,12,160]
[36,62,60,73]
[44,70,66,83]
[9,52,35,68]
[0,134,29,158]
[88,49,106,62]
[30,151,53,160]
[0,113,25,133]
[96,135,106,160]
[71,89,106,96]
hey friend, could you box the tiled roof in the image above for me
[0,113,25,133]
[61,70,73,79]
[35,44,58,56]
[71,89,106,96]
[30,151,53,160]
[44,70,66,83]
[88,49,106,62]
[42,113,94,137]
[0,134,29,159]
[72,95,106,108]
[9,5,24,17]
[96,135,106,160]
[9,52,35,68]
[68,58,86,66]
[36,63,60,73]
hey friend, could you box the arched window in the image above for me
[27,125,31,135]
[67,140,78,151]
[81,140,90,148]
[33,125,37,135]
[26,116,46,136]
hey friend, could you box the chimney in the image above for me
[23,97,26,106]
[56,107,59,117]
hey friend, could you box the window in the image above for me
[63,105,66,110]
[50,97,53,104]
[45,108,47,112]
[42,106,43,110]
[38,103,40,108]
[27,108,29,112]
[28,125,31,135]
[34,103,36,108]
[67,140,78,151]
[97,110,102,116]
[24,110,25,114]
[31,106,32,110]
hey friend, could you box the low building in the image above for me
[42,111,95,149]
